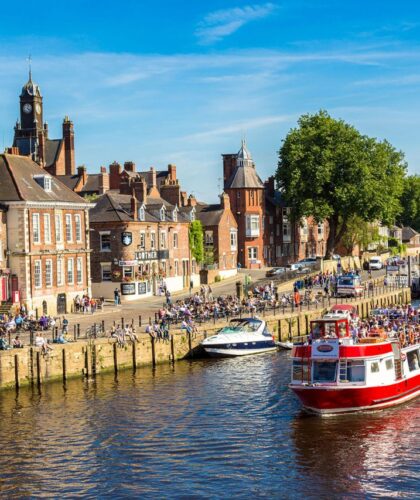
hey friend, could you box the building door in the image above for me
[57,293,67,314]
[182,260,189,288]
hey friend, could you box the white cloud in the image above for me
[195,3,278,44]
[182,114,293,141]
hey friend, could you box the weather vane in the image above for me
[27,54,32,80]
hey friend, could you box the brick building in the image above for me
[11,72,76,177]
[223,140,265,268]
[89,169,198,301]
[0,154,91,315]
[196,193,238,278]
[264,176,327,265]
[0,206,9,302]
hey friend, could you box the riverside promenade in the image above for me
[0,284,411,391]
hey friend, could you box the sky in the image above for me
[0,0,420,201]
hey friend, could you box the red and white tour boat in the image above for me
[290,316,420,415]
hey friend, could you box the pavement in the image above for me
[63,267,386,335]
[64,268,268,332]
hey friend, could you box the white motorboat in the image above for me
[277,341,293,350]
[201,317,277,357]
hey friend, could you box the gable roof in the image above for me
[0,154,86,204]
[195,203,224,226]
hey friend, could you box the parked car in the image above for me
[297,258,318,267]
[296,266,311,275]
[286,263,303,271]
[265,267,286,277]
[369,257,383,270]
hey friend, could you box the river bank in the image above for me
[0,286,411,391]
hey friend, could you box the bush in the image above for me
[214,275,221,282]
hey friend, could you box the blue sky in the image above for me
[0,0,420,201]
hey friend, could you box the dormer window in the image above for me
[190,208,195,221]
[172,208,178,222]
[34,175,52,192]
[138,205,145,222]
[160,207,166,221]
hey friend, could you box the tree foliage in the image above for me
[276,110,407,257]
[397,175,420,232]
[189,220,204,264]
[340,216,382,255]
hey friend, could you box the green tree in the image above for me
[341,216,382,255]
[397,175,420,232]
[276,110,406,257]
[189,220,204,264]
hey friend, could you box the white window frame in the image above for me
[160,207,166,221]
[65,214,73,242]
[230,229,237,250]
[43,214,51,244]
[138,206,145,221]
[34,260,42,288]
[75,214,82,242]
[32,213,40,244]
[172,209,178,222]
[174,259,179,276]
[100,231,111,252]
[101,263,112,282]
[173,232,178,249]
[150,231,156,250]
[139,231,146,249]
[246,214,260,237]
[248,247,258,260]
[67,258,74,285]
[76,257,83,284]
[57,257,64,286]
[55,214,62,243]
[45,259,53,287]
[160,231,167,249]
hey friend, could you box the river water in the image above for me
[0,352,418,498]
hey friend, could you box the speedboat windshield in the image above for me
[219,319,262,333]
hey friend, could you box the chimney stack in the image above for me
[220,192,230,210]
[77,165,87,185]
[62,116,75,175]
[124,161,136,173]
[168,164,177,182]
[109,161,122,189]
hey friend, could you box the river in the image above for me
[0,352,418,498]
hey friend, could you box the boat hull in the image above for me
[290,373,420,415]
[203,345,277,357]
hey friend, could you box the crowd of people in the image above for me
[345,304,420,346]
[74,295,102,314]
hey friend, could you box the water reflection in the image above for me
[292,401,420,497]
[0,354,417,497]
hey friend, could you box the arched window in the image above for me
[138,206,145,221]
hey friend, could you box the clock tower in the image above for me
[13,69,45,160]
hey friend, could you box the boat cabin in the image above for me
[311,318,350,340]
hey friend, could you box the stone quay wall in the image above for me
[0,287,411,391]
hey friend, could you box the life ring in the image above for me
[409,331,415,345]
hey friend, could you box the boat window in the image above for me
[339,360,365,383]
[370,362,380,373]
[313,361,337,383]
[292,360,310,382]
[407,349,420,372]
[312,322,322,339]
[385,359,394,371]
[338,322,347,338]
[325,323,337,338]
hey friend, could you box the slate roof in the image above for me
[0,154,86,204]
[402,226,419,242]
[44,139,62,168]
[90,192,189,224]
[195,203,224,226]
[225,165,264,189]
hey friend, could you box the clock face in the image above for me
[23,103,32,114]
[35,103,41,114]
